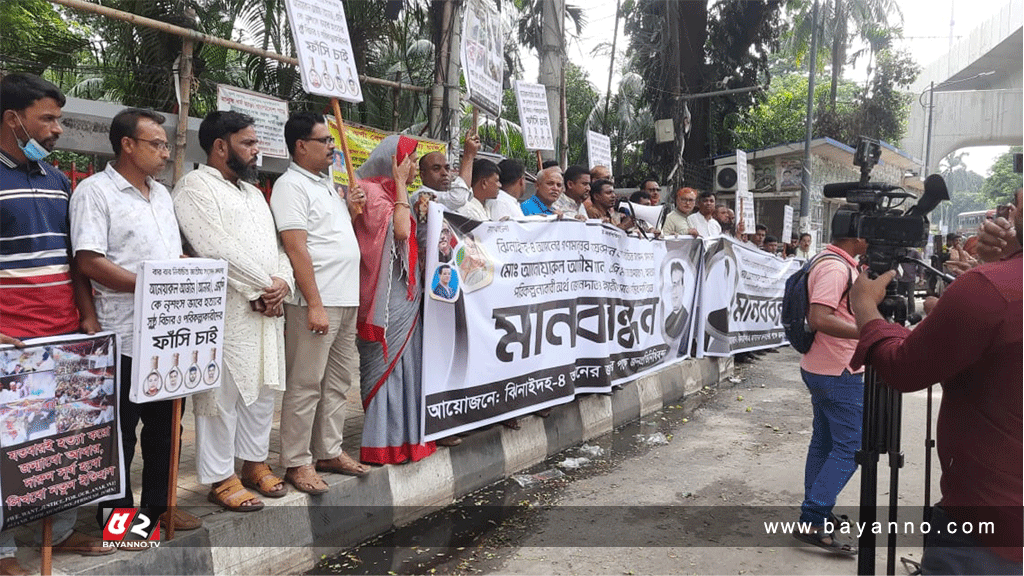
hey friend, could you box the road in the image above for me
[447,347,942,576]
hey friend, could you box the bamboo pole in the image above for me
[331,99,361,215]
[41,517,52,575]
[48,0,428,94]
[172,18,194,184]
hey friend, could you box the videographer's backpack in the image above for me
[781,253,853,354]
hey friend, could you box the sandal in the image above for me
[286,464,329,494]
[51,530,116,556]
[792,528,857,556]
[315,453,370,477]
[207,476,264,512]
[241,462,288,498]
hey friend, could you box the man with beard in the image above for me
[71,107,202,535]
[714,205,737,238]
[173,111,294,513]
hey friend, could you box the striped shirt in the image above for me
[0,149,79,338]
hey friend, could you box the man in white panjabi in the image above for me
[172,111,294,512]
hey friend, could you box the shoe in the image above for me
[160,508,203,531]
[285,464,329,494]
[51,530,116,557]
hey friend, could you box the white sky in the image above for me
[531,0,1014,175]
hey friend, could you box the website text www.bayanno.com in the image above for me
[764,518,996,539]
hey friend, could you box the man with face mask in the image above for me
[0,72,110,575]
[172,111,295,513]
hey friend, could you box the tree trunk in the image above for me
[829,0,845,112]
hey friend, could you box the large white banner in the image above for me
[700,237,801,356]
[421,207,703,440]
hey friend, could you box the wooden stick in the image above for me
[165,397,183,540]
[535,150,543,172]
[330,98,362,215]
[41,516,52,575]
[471,106,479,136]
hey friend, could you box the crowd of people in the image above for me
[1,71,1019,576]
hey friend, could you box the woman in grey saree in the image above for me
[353,135,436,464]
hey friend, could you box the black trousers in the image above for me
[97,355,181,525]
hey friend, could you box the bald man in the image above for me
[413,131,479,211]
[521,166,564,216]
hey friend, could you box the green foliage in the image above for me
[0,0,89,76]
[937,151,991,230]
[980,146,1023,204]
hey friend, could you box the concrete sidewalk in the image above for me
[6,356,730,575]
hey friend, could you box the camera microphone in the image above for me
[906,174,950,218]
[822,181,900,198]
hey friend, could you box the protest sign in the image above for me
[0,333,123,530]
[514,81,555,151]
[421,208,703,440]
[587,131,613,174]
[461,0,504,117]
[216,84,289,159]
[130,259,228,403]
[326,120,446,190]
[285,0,363,102]
[736,150,755,231]
[782,205,794,246]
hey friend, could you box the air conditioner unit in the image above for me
[715,164,753,193]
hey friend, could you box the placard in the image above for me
[325,119,447,190]
[514,81,555,151]
[736,150,755,231]
[587,130,612,174]
[782,205,794,245]
[131,259,228,403]
[216,84,289,159]
[461,0,504,117]
[0,333,123,530]
[285,0,363,102]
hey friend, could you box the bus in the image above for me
[956,209,992,236]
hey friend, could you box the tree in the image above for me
[980,146,1023,205]
[0,0,89,77]
[938,151,991,230]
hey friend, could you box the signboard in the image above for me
[514,81,555,151]
[285,0,363,102]
[700,237,801,356]
[461,0,504,117]
[421,207,703,440]
[587,130,613,174]
[735,150,755,231]
[326,119,446,190]
[216,84,289,159]
[782,205,794,245]
[131,259,228,403]
[1,333,123,530]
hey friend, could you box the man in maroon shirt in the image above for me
[848,189,1022,574]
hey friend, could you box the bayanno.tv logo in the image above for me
[102,508,161,549]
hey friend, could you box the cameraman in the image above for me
[848,188,1022,574]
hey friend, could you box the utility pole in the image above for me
[538,0,565,164]
[800,0,818,234]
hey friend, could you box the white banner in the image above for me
[421,207,703,440]
[587,130,613,174]
[216,84,289,159]
[131,260,228,403]
[514,81,555,151]
[285,0,363,102]
[461,0,504,117]
[700,237,801,356]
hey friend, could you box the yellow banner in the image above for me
[327,119,446,193]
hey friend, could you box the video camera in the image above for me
[824,137,949,276]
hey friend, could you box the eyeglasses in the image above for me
[302,136,334,145]
[132,137,170,151]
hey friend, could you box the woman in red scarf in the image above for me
[352,135,437,464]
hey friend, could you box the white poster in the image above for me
[461,0,504,117]
[131,260,228,403]
[587,130,613,174]
[217,84,289,159]
[700,237,801,356]
[736,150,755,231]
[514,81,555,151]
[285,0,363,102]
[782,205,794,245]
[421,207,703,440]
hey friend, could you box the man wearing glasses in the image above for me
[639,178,661,206]
[70,108,203,535]
[661,187,700,237]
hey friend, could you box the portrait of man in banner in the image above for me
[659,239,701,359]
[703,241,740,356]
[431,264,460,302]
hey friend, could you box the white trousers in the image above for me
[194,366,275,484]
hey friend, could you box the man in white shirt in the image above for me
[553,165,590,220]
[662,187,699,237]
[414,131,478,211]
[457,159,501,221]
[686,190,722,238]
[173,111,294,513]
[270,112,368,495]
[70,107,202,533]
[796,232,814,260]
[486,159,525,220]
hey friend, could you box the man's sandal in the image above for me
[241,462,288,498]
[208,476,264,512]
[51,531,116,556]
[792,529,857,556]
[315,453,370,477]
[286,464,330,494]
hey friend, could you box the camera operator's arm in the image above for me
[850,267,1006,392]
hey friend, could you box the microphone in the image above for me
[822,181,900,198]
[906,174,949,218]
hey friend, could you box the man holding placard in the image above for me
[173,111,294,512]
[70,107,202,534]
[414,132,479,211]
